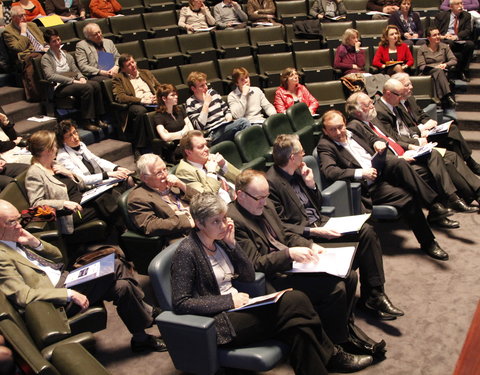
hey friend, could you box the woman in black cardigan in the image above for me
[171,192,373,374]
[388,0,425,45]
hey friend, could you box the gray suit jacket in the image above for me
[41,49,84,85]
[75,38,119,77]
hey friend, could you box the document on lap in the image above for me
[290,246,357,278]
[322,213,371,234]
[65,253,115,287]
[229,289,293,312]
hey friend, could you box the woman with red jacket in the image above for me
[372,24,413,75]
[274,67,319,115]
[89,0,122,18]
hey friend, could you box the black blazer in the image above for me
[388,11,423,38]
[0,106,18,154]
[227,200,312,277]
[434,10,472,40]
[171,232,255,345]
[266,165,328,237]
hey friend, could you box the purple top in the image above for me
[440,0,479,11]
[334,44,366,75]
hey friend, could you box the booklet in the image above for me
[289,246,356,278]
[98,51,115,71]
[324,15,347,21]
[80,183,117,205]
[427,120,453,136]
[229,288,292,312]
[322,213,371,235]
[33,14,64,27]
[65,253,115,287]
[366,11,390,16]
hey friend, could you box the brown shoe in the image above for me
[83,123,101,132]
[96,120,109,129]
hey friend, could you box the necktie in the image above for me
[25,28,44,52]
[17,243,63,270]
[258,217,289,253]
[392,107,410,137]
[454,16,459,35]
[368,122,405,156]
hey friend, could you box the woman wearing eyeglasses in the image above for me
[171,192,372,375]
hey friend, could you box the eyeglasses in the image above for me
[291,148,305,157]
[390,91,402,97]
[4,216,21,227]
[64,130,78,139]
[147,169,167,178]
[242,190,269,201]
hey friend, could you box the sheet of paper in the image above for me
[80,183,116,205]
[427,120,452,136]
[290,246,356,278]
[322,213,371,234]
[27,115,57,122]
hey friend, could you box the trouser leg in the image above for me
[127,104,149,149]
[55,83,95,120]
[210,118,251,144]
[85,80,105,117]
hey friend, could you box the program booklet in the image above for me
[322,213,371,234]
[229,289,292,312]
[65,253,115,287]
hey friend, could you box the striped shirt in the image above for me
[186,90,231,134]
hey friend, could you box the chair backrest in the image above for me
[263,113,294,145]
[217,55,258,80]
[234,126,271,162]
[177,32,215,53]
[143,36,181,57]
[118,188,140,232]
[115,41,146,60]
[276,0,308,20]
[109,14,145,34]
[179,60,220,83]
[286,102,315,131]
[74,18,112,40]
[249,25,286,44]
[151,66,184,86]
[209,141,244,169]
[263,87,277,105]
[143,10,178,29]
[214,28,251,48]
[257,52,295,75]
[294,49,332,69]
[321,21,354,41]
[148,240,183,311]
[355,19,388,37]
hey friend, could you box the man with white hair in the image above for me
[75,23,120,81]
[128,153,197,241]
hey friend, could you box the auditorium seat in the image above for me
[177,32,221,63]
[321,21,354,48]
[47,23,80,52]
[144,0,176,12]
[118,0,144,15]
[109,14,149,43]
[74,18,115,41]
[257,51,295,87]
[249,25,289,54]
[294,49,334,82]
[263,113,294,144]
[343,0,370,20]
[151,66,190,103]
[179,60,225,94]
[209,141,266,171]
[355,19,388,47]
[143,37,188,69]
[115,41,149,69]
[306,81,346,114]
[214,28,253,59]
[275,0,308,24]
[143,11,180,38]
[234,126,273,167]
[217,56,263,89]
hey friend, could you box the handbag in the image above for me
[340,73,366,95]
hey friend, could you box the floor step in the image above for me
[3,100,43,124]
[456,94,480,111]
[469,62,480,78]
[87,139,133,163]
[113,155,136,171]
[465,78,480,94]
[456,111,480,130]
[462,130,480,150]
[0,87,25,106]
[14,117,58,136]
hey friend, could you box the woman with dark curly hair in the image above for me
[372,24,414,74]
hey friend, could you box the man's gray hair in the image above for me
[383,78,403,93]
[391,72,410,83]
[83,22,101,39]
[11,6,24,17]
[345,92,366,117]
[136,153,162,177]
[190,192,227,226]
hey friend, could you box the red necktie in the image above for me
[454,16,459,35]
[368,123,405,156]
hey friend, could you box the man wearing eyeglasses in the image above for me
[227,169,385,361]
[128,153,196,242]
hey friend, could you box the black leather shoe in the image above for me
[421,241,449,261]
[17,138,28,148]
[446,95,457,107]
[447,199,479,213]
[328,346,373,373]
[83,123,101,132]
[347,322,387,357]
[131,335,167,353]
[427,203,452,222]
[459,72,471,82]
[429,217,460,229]
[96,120,109,129]
[364,293,405,320]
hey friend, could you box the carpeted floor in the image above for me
[93,207,480,375]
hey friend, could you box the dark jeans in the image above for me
[209,118,251,145]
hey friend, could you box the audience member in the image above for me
[388,0,424,45]
[366,0,400,18]
[172,192,373,374]
[89,0,122,18]
[154,83,194,163]
[372,25,413,74]
[274,67,319,115]
[227,169,385,357]
[178,0,216,33]
[227,67,276,125]
[267,134,403,320]
[309,0,347,20]
[0,199,166,353]
[128,153,196,241]
[41,28,107,132]
[3,5,48,101]
[416,27,457,108]
[0,335,14,375]
[393,72,480,175]
[175,130,240,202]
[11,0,45,22]
[185,71,250,144]
[334,28,366,75]
[44,0,85,21]
[112,53,160,153]
[246,0,278,24]
[213,0,248,29]
[434,0,474,81]
[56,120,132,187]
[317,110,450,260]
[75,23,120,81]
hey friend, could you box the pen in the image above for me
[77,210,82,220]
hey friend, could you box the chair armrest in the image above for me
[322,180,352,217]
[320,206,335,216]
[50,342,109,375]
[41,332,96,361]
[25,301,71,349]
[155,311,219,375]
[234,272,265,297]
[350,182,363,215]
[371,205,399,220]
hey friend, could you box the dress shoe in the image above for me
[328,346,373,373]
[83,123,101,132]
[17,138,28,148]
[347,322,387,357]
[429,217,460,229]
[131,335,167,353]
[446,95,457,107]
[459,72,471,82]
[363,293,405,320]
[421,240,449,261]
[427,202,452,222]
[447,198,479,213]
[96,120,109,129]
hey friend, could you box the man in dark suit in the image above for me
[0,199,165,353]
[228,169,386,357]
[392,72,480,175]
[317,109,450,261]
[128,153,196,241]
[266,134,403,320]
[374,78,480,210]
[434,0,474,81]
